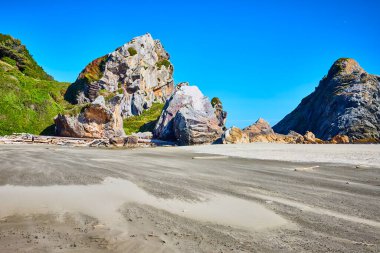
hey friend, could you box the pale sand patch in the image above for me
[245,188,380,228]
[0,177,287,232]
[180,143,380,167]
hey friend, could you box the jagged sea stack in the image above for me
[273,58,380,142]
[56,33,175,138]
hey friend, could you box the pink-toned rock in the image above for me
[55,96,125,138]
[222,127,249,144]
[331,135,350,144]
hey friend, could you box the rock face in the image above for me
[211,97,227,130]
[57,33,175,138]
[242,118,323,144]
[154,84,223,145]
[243,118,279,142]
[55,96,124,138]
[65,33,174,118]
[221,127,249,144]
[273,58,380,141]
[331,135,350,144]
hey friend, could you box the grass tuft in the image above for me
[123,103,164,134]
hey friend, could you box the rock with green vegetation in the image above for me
[58,33,175,138]
[273,58,380,142]
[65,33,174,118]
[0,51,69,136]
[211,97,227,130]
[0,33,53,81]
[123,103,164,135]
[55,95,125,138]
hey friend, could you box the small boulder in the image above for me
[132,132,153,140]
[221,127,249,144]
[331,135,350,144]
[124,135,138,146]
[303,131,316,142]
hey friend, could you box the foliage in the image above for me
[98,89,115,101]
[156,59,171,70]
[211,97,221,107]
[123,103,164,135]
[79,55,107,83]
[62,103,90,116]
[0,60,70,135]
[1,56,16,66]
[0,33,53,81]
[128,47,137,56]
[329,58,351,76]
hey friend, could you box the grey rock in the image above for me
[66,33,174,118]
[154,85,223,145]
[273,58,380,141]
[55,96,125,138]
[211,98,227,130]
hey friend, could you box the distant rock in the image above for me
[154,85,223,145]
[273,58,380,142]
[55,95,125,138]
[242,118,323,144]
[221,127,249,144]
[243,118,278,143]
[331,135,350,144]
[65,33,174,118]
[244,118,274,135]
[211,97,227,130]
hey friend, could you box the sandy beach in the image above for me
[0,143,379,252]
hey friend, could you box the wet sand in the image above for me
[0,144,379,252]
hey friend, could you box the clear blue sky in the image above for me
[1,0,379,127]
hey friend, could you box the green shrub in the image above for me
[0,60,70,135]
[63,103,90,116]
[156,59,171,69]
[128,47,137,56]
[0,33,53,81]
[123,103,164,134]
[1,56,16,66]
[211,97,221,107]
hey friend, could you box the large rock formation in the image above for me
[57,33,175,138]
[154,84,223,145]
[55,96,124,138]
[273,58,380,141]
[65,33,174,118]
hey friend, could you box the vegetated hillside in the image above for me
[0,60,70,135]
[0,34,53,81]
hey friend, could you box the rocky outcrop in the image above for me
[211,97,227,130]
[273,58,380,142]
[243,118,279,143]
[55,96,124,138]
[65,33,174,118]
[221,127,249,144]
[154,84,223,145]
[58,33,176,139]
[331,135,350,144]
[242,118,323,144]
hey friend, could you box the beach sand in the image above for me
[0,143,379,252]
